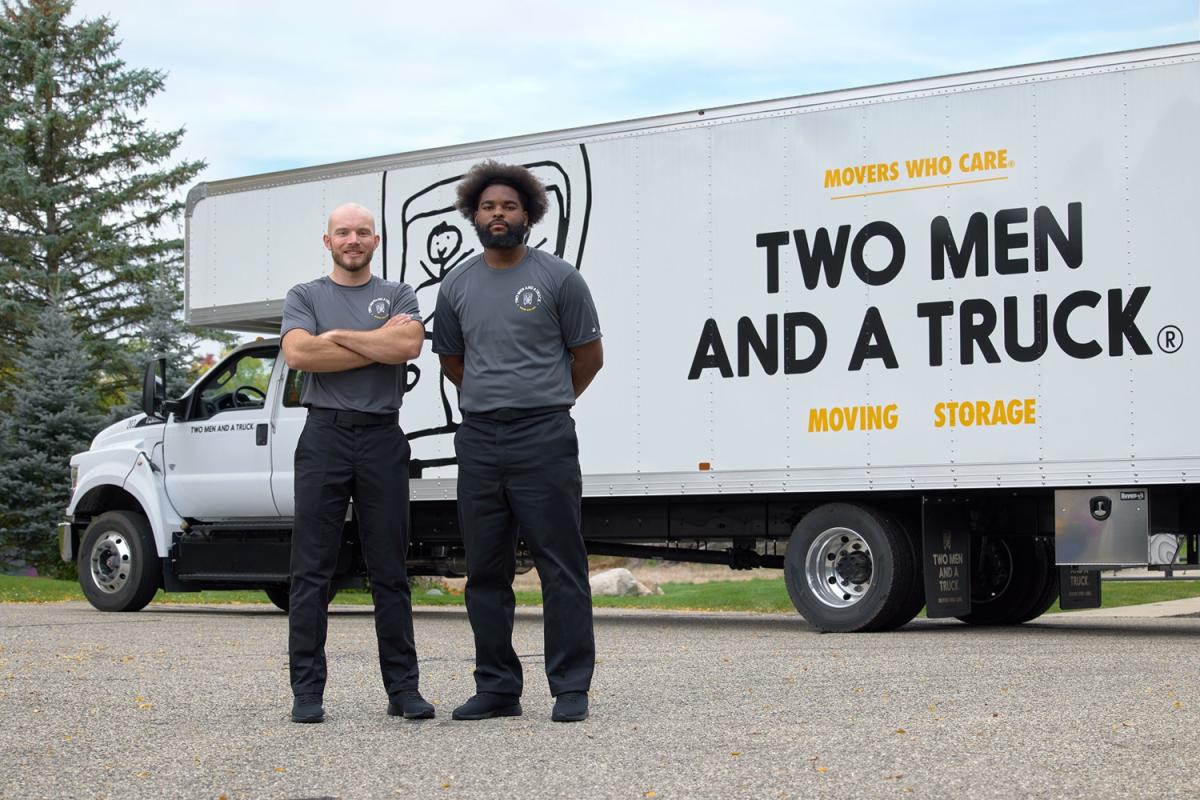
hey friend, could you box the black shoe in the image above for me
[387,690,435,720]
[451,692,523,721]
[291,694,324,723]
[551,691,588,722]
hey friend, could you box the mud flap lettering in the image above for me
[922,502,972,617]
[1058,567,1101,609]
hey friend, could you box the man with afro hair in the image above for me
[433,160,604,722]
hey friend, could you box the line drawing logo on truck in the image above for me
[380,144,593,475]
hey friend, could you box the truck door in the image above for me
[161,346,281,519]
[269,367,308,517]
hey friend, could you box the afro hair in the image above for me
[455,160,549,226]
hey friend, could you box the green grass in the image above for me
[6,573,1200,614]
[1045,579,1200,614]
[0,574,86,603]
[0,576,792,611]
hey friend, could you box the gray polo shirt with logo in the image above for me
[280,274,421,414]
[432,248,601,413]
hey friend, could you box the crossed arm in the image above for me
[282,315,425,373]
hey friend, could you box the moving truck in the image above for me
[61,42,1200,630]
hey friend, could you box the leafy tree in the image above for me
[0,302,102,575]
[0,0,204,389]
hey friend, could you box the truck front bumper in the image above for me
[58,521,73,562]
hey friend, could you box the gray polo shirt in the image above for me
[280,274,421,414]
[432,248,601,413]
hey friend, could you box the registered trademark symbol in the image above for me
[1158,325,1183,353]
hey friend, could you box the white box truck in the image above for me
[61,42,1200,630]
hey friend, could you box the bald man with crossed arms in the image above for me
[280,203,432,724]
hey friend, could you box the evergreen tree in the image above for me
[0,0,204,389]
[0,302,102,575]
[107,265,232,421]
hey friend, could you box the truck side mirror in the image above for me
[142,357,167,419]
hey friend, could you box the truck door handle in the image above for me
[256,423,268,446]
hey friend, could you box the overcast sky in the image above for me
[72,0,1200,186]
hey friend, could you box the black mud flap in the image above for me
[1058,567,1102,609]
[922,501,972,617]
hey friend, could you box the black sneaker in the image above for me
[387,690,435,720]
[551,691,588,722]
[291,694,325,723]
[451,692,523,720]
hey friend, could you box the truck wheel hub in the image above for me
[836,552,872,584]
[805,527,874,609]
[89,532,132,594]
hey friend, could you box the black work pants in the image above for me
[455,410,595,697]
[289,415,419,699]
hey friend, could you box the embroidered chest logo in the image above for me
[367,297,391,320]
[514,285,543,312]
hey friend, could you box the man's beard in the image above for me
[475,220,527,249]
[332,250,372,271]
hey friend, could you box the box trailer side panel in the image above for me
[186,173,383,327]
[184,47,1200,499]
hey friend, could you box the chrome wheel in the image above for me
[88,531,132,594]
[805,526,873,608]
[785,503,919,632]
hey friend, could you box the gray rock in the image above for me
[589,567,661,596]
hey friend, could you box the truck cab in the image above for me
[60,339,409,611]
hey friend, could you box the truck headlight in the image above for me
[70,465,78,492]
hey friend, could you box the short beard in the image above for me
[475,220,527,249]
[332,252,372,271]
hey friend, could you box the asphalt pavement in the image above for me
[1,601,1198,800]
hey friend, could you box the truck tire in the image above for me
[265,586,290,611]
[264,585,338,612]
[77,511,160,612]
[877,514,925,630]
[956,535,1044,625]
[1014,537,1059,622]
[784,503,918,632]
